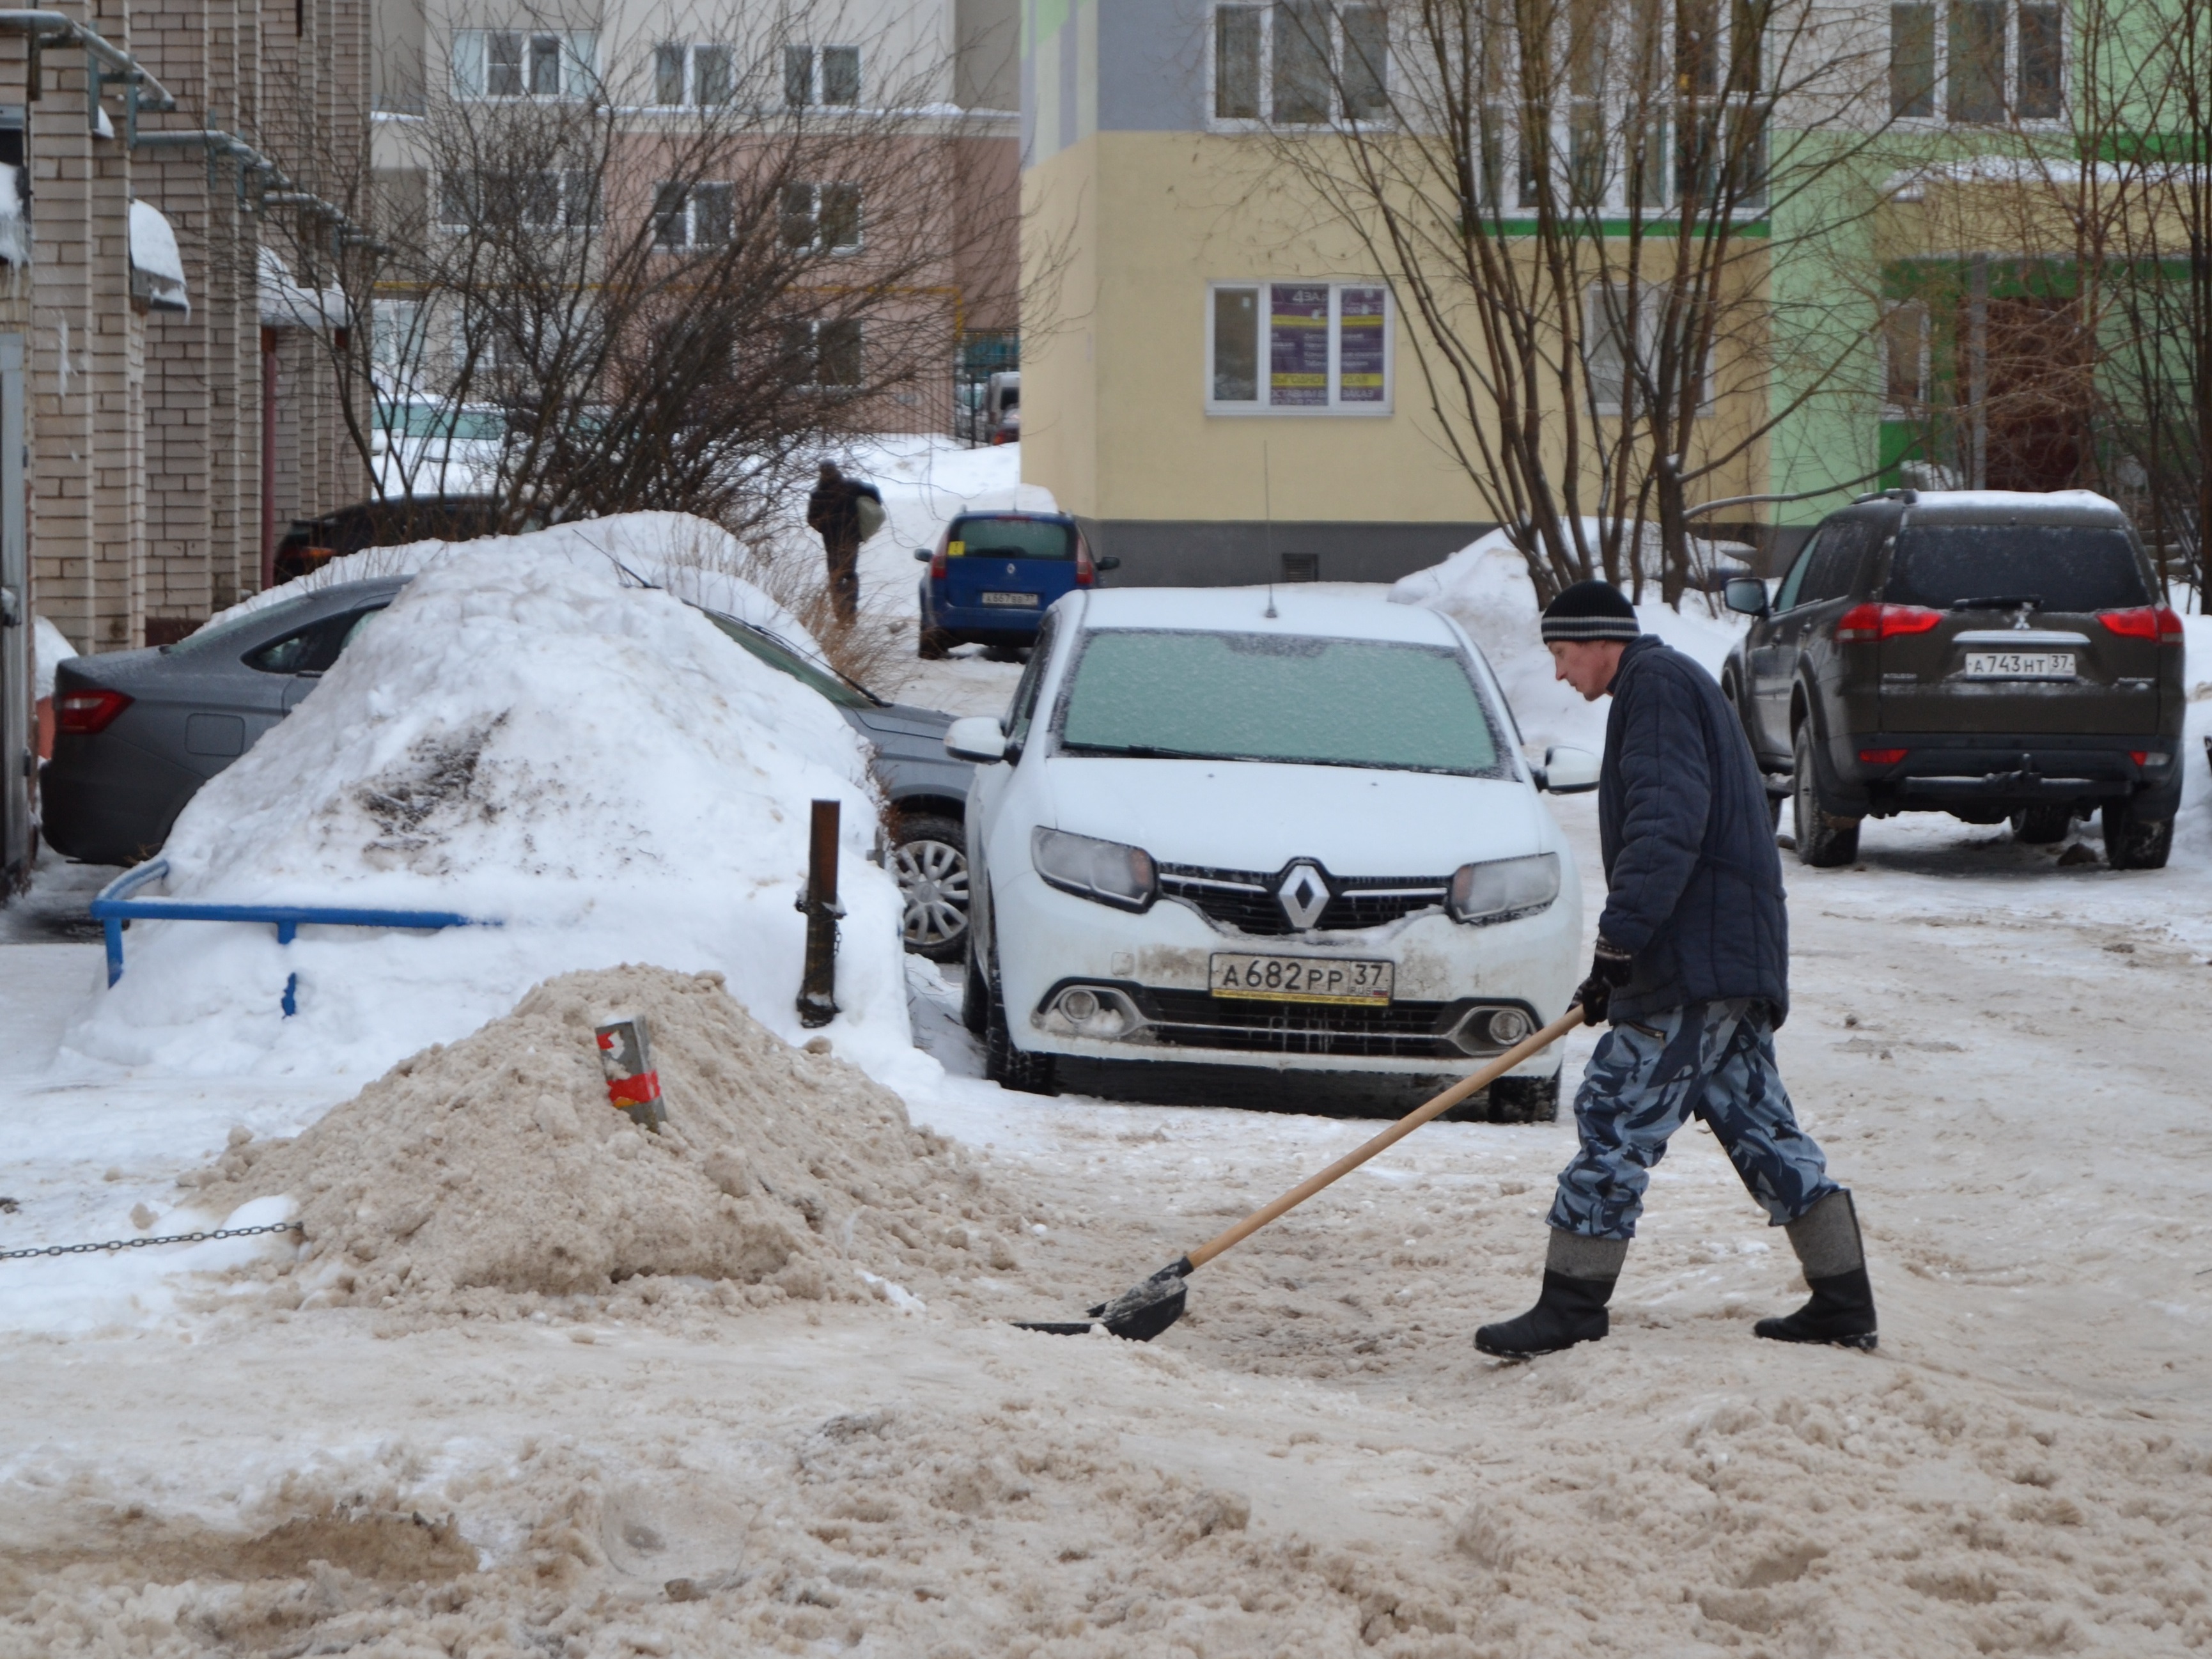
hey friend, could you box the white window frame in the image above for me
[783,318,864,389]
[372,300,423,370]
[1585,282,1714,418]
[1206,3,1392,132]
[1887,0,2067,126]
[451,28,597,100]
[1204,279,1396,416]
[781,182,863,254]
[1880,297,1931,416]
[650,42,735,107]
[784,43,862,107]
[653,180,736,251]
[437,169,596,234]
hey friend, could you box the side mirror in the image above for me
[912,547,933,563]
[1536,744,1601,794]
[1096,555,1121,572]
[1724,575,1770,617]
[944,715,1008,765]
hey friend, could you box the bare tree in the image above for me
[260,2,1031,559]
[1250,0,1897,600]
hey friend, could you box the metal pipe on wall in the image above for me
[260,328,277,590]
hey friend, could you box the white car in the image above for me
[945,588,1596,1118]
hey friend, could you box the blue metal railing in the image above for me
[90,860,495,1015]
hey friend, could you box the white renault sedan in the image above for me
[945,588,1594,1118]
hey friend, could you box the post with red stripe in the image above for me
[595,1015,666,1132]
[797,798,842,1029]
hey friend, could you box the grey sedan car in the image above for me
[43,579,980,961]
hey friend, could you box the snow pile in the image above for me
[1389,527,1749,754]
[189,967,1025,1314]
[66,549,916,1082]
[2172,612,2212,867]
[210,511,819,654]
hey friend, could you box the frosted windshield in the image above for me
[1057,630,1505,775]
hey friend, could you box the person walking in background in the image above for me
[1475,579,1878,1359]
[806,459,883,625]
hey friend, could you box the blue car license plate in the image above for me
[980,591,1040,607]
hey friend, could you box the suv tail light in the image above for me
[1075,541,1097,588]
[2098,605,2184,643]
[930,541,948,581]
[57,688,133,735]
[1835,604,1942,643]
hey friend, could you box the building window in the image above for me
[785,43,861,107]
[653,42,735,106]
[1889,1,2062,121]
[1585,284,1710,416]
[439,169,596,232]
[780,182,861,251]
[1882,299,1930,411]
[1206,280,1392,414]
[1211,4,1390,126]
[655,181,736,249]
[452,29,596,98]
[372,300,422,369]
[781,319,862,387]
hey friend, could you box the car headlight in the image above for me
[1447,852,1559,924]
[1032,827,1158,912]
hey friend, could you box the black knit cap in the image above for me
[1540,579,1640,644]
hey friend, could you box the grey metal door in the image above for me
[0,333,27,890]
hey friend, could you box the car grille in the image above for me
[1135,989,1463,1060]
[1155,863,1451,935]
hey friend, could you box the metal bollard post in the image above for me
[797,798,843,1029]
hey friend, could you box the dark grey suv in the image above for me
[1721,490,2185,869]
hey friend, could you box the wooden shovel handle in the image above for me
[1182,1005,1587,1272]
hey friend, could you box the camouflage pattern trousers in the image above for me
[1548,997,1838,1241]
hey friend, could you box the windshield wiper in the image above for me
[1948,593,2041,612]
[1061,742,1214,760]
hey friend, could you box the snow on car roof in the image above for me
[1075,584,1468,647]
[1899,488,2127,522]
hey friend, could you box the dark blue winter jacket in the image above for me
[1596,634,1789,1025]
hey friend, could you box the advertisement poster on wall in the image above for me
[1269,283,1329,407]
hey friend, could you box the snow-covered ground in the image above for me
[4,517,2210,1655]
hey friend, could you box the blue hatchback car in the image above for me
[914,511,1117,657]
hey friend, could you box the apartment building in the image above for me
[366,0,1020,432]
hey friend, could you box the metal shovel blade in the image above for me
[1014,1258,1191,1342]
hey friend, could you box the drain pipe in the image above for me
[260,327,277,589]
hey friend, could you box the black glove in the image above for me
[1575,937,1634,1026]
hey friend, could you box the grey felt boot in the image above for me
[1755,1190,1878,1350]
[1475,1230,1628,1357]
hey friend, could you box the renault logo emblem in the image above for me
[1006,562,1016,575]
[1277,862,1330,929]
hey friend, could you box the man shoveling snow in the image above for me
[1476,580,1878,1358]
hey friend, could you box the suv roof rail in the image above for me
[1851,487,1919,506]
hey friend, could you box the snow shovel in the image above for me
[1015,1004,1587,1341]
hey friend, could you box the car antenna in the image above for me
[1263,441,1278,619]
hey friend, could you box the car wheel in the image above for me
[1791,722,1860,868]
[890,814,970,962]
[1486,1074,1560,1123]
[2009,804,2073,845]
[983,965,1058,1095]
[2101,800,2174,870]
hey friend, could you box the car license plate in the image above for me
[1210,953,1393,1005]
[980,591,1040,607]
[1963,651,2074,680]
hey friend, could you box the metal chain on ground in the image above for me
[1,1220,304,1262]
